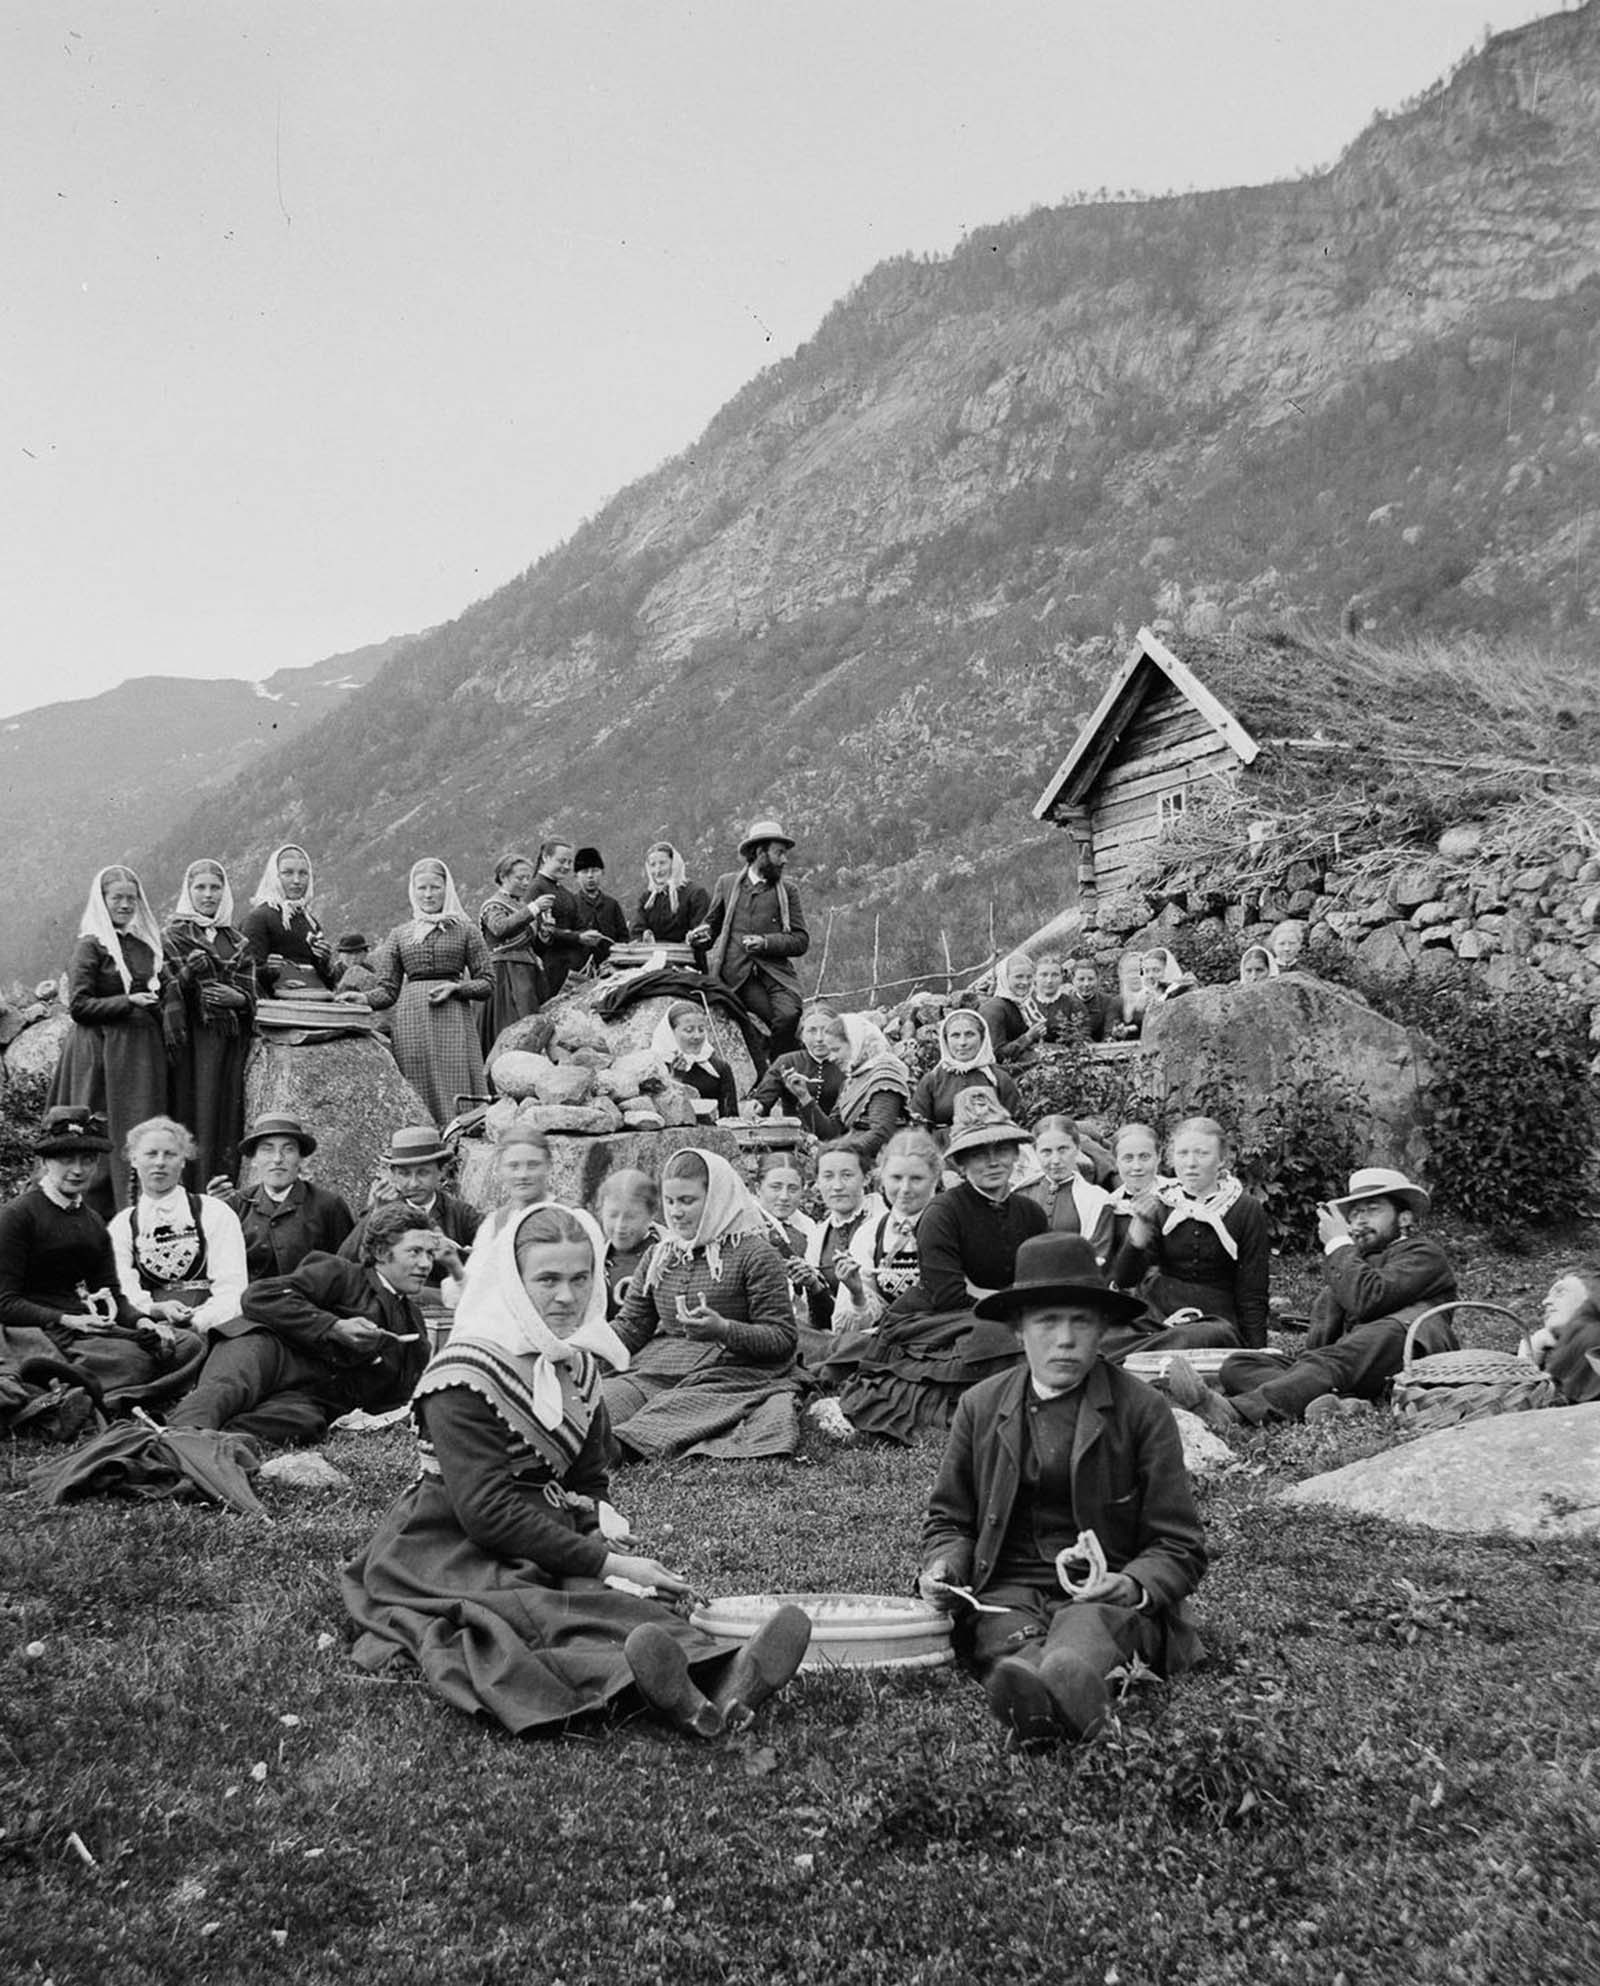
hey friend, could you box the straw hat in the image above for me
[738,819,795,857]
[1329,1166,1430,1220]
[382,1125,451,1167]
[944,1088,1029,1162]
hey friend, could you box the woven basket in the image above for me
[1391,1301,1558,1427]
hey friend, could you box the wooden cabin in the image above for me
[1033,627,1260,896]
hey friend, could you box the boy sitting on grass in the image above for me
[919,1233,1206,1747]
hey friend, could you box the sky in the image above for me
[0,0,1566,718]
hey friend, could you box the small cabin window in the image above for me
[1158,789,1187,827]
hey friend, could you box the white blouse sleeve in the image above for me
[194,1196,250,1331]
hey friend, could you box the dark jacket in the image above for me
[572,889,631,954]
[909,1065,1024,1130]
[215,1250,429,1407]
[224,1179,357,1282]
[921,1359,1206,1622]
[629,883,711,947]
[339,1192,481,1289]
[978,996,1036,1064]
[750,1050,844,1121]
[529,874,588,997]
[1111,1191,1272,1348]
[1306,1233,1459,1350]
[701,870,810,997]
[239,903,337,993]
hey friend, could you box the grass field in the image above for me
[4,1237,1598,1986]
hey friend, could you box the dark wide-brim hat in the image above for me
[34,1106,112,1157]
[973,1233,1148,1326]
[239,1114,318,1157]
[738,818,795,858]
[382,1125,450,1167]
[335,933,370,954]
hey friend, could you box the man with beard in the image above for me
[687,820,810,1075]
[1166,1166,1459,1428]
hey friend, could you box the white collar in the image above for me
[40,1178,83,1212]
[139,1185,191,1216]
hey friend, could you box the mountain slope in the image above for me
[134,4,1600,996]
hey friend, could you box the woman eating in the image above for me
[651,1001,740,1120]
[365,858,494,1128]
[800,1142,885,1331]
[1110,1116,1269,1349]
[979,955,1048,1064]
[607,1149,799,1461]
[478,852,552,1051]
[343,1202,810,1737]
[49,866,174,1212]
[164,859,256,1187]
[909,1009,1023,1133]
[772,1012,910,1164]
[241,844,338,995]
[629,842,711,949]
[746,1003,847,1126]
[109,1117,248,1339]
[827,1128,943,1331]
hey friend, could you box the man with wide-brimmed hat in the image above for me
[919,1232,1206,1747]
[218,1116,356,1280]
[1170,1165,1459,1429]
[337,1125,481,1298]
[687,819,809,1075]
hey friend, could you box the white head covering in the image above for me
[408,857,468,942]
[250,844,317,915]
[936,1007,997,1075]
[1239,944,1281,983]
[172,858,235,931]
[641,841,689,916]
[645,1147,766,1289]
[650,1001,718,1072]
[79,866,164,993]
[994,956,1045,1029]
[448,1200,629,1429]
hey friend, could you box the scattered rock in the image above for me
[258,1451,352,1491]
[517,1100,624,1137]
[1172,1409,1234,1475]
[1390,864,1445,913]
[1353,923,1417,979]
[1280,1405,1600,1537]
[490,1051,557,1101]
[486,1012,556,1068]
[534,1063,599,1108]
[4,1012,71,1084]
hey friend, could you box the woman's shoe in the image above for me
[712,1604,813,1730]
[624,1624,725,1738]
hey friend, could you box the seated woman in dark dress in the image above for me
[240,844,339,995]
[909,1009,1024,1135]
[745,1003,847,1125]
[0,1107,203,1405]
[650,1001,740,1119]
[342,1201,810,1737]
[978,956,1048,1065]
[771,1012,910,1166]
[819,1092,1048,1443]
[1110,1116,1270,1351]
[629,842,711,948]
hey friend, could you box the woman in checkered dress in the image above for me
[365,859,493,1128]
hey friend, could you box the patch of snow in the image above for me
[252,682,284,703]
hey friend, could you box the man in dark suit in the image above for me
[919,1232,1207,1747]
[688,819,810,1075]
[338,1125,480,1300]
[167,1201,435,1447]
[216,1115,356,1280]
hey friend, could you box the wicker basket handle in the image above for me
[1401,1301,1528,1371]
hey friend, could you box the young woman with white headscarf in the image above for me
[343,1199,811,1735]
[649,1001,740,1119]
[978,954,1049,1064]
[239,843,338,994]
[607,1148,801,1460]
[48,866,175,1212]
[163,858,256,1187]
[908,1008,1024,1132]
[629,841,711,948]
[763,1011,910,1164]
[364,858,494,1128]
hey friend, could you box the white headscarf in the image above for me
[641,842,689,916]
[250,843,317,916]
[448,1200,629,1429]
[994,956,1045,1030]
[171,858,236,931]
[645,1148,766,1289]
[408,857,468,942]
[650,1001,719,1073]
[78,866,164,993]
[1239,945,1281,983]
[936,1007,998,1075]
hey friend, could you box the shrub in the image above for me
[0,1068,50,1200]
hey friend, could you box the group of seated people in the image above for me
[6,1064,1595,1752]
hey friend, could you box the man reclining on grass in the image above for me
[1166,1165,1459,1431]
[918,1233,1206,1748]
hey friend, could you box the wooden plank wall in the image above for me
[1089,680,1241,890]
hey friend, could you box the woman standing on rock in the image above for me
[365,859,493,1128]
[241,844,338,995]
[163,859,256,1187]
[629,842,711,949]
[477,851,552,1054]
[49,867,176,1212]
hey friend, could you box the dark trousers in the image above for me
[1101,1319,1240,1364]
[956,1576,1167,1703]
[1219,1319,1407,1423]
[733,972,802,1074]
[167,1330,365,1446]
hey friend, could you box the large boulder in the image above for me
[1280,1405,1600,1538]
[244,1037,431,1210]
[1139,973,1434,1175]
[456,1122,747,1216]
[543,984,758,1096]
[4,1013,72,1086]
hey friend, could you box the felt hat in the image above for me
[34,1106,112,1157]
[382,1125,451,1167]
[1330,1166,1430,1220]
[335,933,370,955]
[739,818,796,857]
[239,1114,318,1158]
[973,1233,1148,1326]
[573,847,604,872]
[943,1088,1030,1162]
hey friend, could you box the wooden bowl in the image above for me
[691,1592,955,1671]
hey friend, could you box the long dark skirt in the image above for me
[481,958,545,1057]
[48,1016,169,1211]
[171,1022,251,1188]
[820,1303,1022,1446]
[342,1476,731,1735]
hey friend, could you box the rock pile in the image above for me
[484,1001,718,1139]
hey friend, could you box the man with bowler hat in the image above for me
[218,1115,356,1280]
